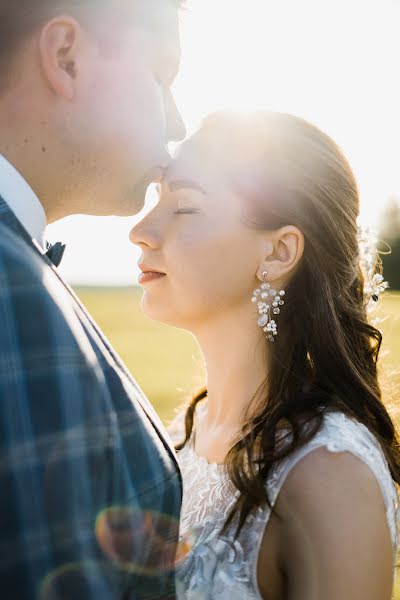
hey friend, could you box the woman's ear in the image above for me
[258,225,305,282]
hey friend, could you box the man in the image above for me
[0,0,186,598]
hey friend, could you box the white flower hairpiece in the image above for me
[357,224,389,316]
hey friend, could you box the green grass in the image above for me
[380,292,400,365]
[75,286,206,424]
[75,286,400,597]
[378,293,400,599]
[75,286,400,423]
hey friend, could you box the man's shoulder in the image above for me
[0,221,73,321]
[0,223,95,365]
[0,220,47,278]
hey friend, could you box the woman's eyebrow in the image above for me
[168,179,207,195]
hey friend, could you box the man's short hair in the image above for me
[0,0,184,89]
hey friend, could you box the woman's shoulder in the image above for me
[274,410,394,477]
[286,410,390,464]
[269,410,400,552]
[299,410,397,501]
[269,436,398,596]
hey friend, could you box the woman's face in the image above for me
[130,135,265,331]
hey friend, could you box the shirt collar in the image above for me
[0,154,47,248]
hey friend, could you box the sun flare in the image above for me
[49,0,400,285]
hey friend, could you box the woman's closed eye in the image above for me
[174,208,201,215]
[175,195,202,214]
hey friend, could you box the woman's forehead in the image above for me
[167,134,250,186]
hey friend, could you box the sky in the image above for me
[48,0,400,286]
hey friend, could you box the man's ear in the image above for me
[39,17,82,100]
[258,225,305,282]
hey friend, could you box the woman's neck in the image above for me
[194,307,269,431]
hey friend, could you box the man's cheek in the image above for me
[144,88,167,141]
[123,91,160,147]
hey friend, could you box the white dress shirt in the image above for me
[0,154,47,248]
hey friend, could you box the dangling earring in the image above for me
[251,270,286,343]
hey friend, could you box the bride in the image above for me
[130,111,400,600]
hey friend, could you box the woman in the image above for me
[130,111,400,600]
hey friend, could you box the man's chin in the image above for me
[126,193,147,216]
[122,166,166,215]
[91,166,166,217]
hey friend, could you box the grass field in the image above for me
[76,286,400,597]
[75,286,400,424]
[75,286,206,423]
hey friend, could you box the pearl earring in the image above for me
[251,270,286,343]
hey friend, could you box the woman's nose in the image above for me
[129,219,159,249]
[129,221,145,246]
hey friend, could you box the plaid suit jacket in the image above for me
[0,196,182,600]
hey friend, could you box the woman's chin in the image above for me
[140,296,182,328]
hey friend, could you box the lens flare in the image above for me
[95,506,180,576]
[40,561,114,600]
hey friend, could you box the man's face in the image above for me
[61,0,185,217]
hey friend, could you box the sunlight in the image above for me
[49,0,400,284]
[175,0,400,224]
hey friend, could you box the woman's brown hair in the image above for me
[173,110,400,538]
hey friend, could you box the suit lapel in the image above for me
[50,273,176,448]
[0,196,179,463]
[0,195,46,253]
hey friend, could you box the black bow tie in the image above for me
[45,241,66,267]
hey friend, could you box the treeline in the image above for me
[379,197,400,291]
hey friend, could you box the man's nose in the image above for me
[166,95,186,143]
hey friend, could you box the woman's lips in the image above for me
[138,271,166,285]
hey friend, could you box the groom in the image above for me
[0,1,185,599]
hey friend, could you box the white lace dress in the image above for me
[168,402,400,600]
